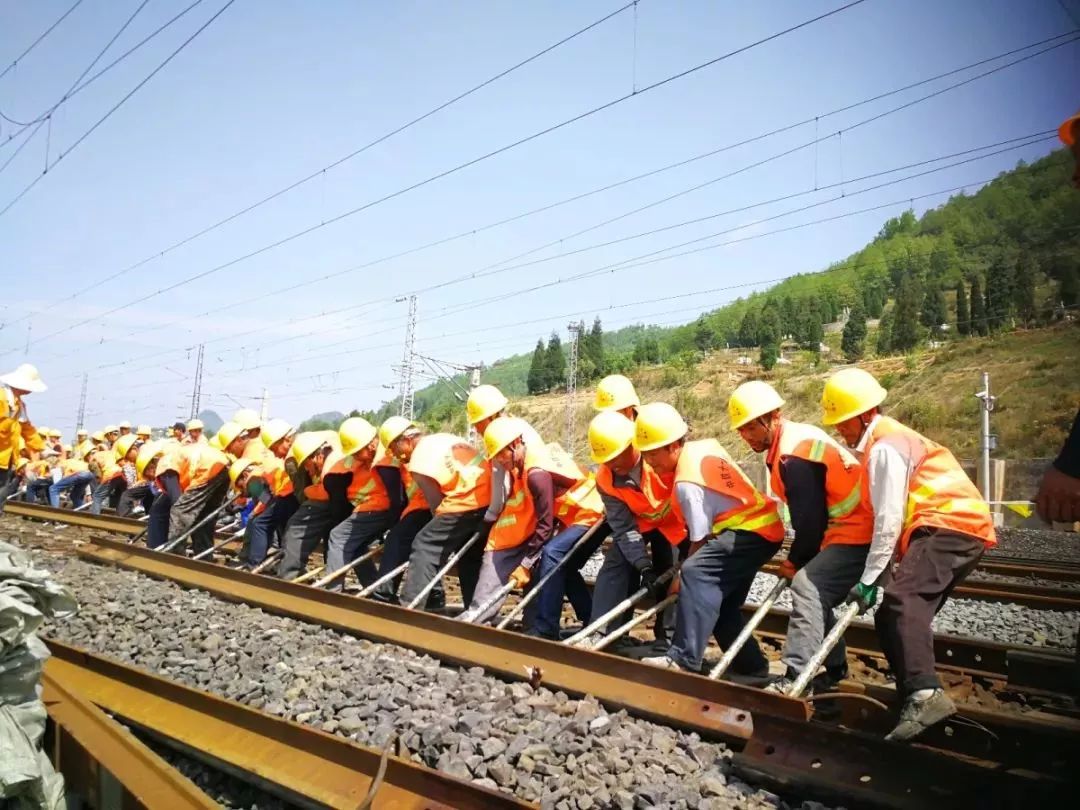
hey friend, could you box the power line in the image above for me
[20,0,869,348]
[0,0,87,81]
[0,0,237,218]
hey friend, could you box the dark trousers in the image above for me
[399,508,486,609]
[26,479,51,504]
[91,477,126,515]
[876,528,984,696]
[147,491,174,549]
[0,467,18,511]
[667,530,779,674]
[277,500,337,580]
[117,483,155,517]
[589,529,676,642]
[240,494,299,566]
[533,522,608,638]
[371,509,434,602]
[167,471,230,554]
[324,510,394,590]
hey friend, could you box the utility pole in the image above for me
[974,371,995,501]
[75,373,88,432]
[260,387,269,421]
[189,343,205,420]
[566,321,584,454]
[397,295,418,419]
[24,321,31,356]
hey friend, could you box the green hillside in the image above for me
[357,149,1079,432]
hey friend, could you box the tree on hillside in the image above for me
[985,257,1015,332]
[780,296,798,336]
[527,339,547,394]
[581,317,605,381]
[758,307,781,371]
[738,309,760,348]
[862,282,886,319]
[970,276,989,335]
[891,273,921,351]
[955,280,970,335]
[544,333,565,390]
[841,299,867,361]
[693,317,714,352]
[920,284,948,335]
[1014,253,1038,326]
[632,336,661,365]
[1060,264,1080,309]
[876,306,895,355]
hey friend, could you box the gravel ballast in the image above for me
[35,550,806,810]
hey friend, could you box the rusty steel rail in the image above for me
[43,667,218,810]
[45,640,529,810]
[76,537,1076,806]
[4,499,146,535]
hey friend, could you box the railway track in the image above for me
[9,502,1080,807]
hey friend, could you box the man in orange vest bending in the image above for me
[821,367,996,741]
[633,403,783,678]
[729,381,875,695]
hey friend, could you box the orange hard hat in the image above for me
[1060,112,1080,146]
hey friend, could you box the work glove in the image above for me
[509,565,531,590]
[778,559,797,581]
[636,565,658,593]
[846,582,878,615]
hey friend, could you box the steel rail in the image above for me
[44,640,530,809]
[42,667,219,810]
[76,536,1078,798]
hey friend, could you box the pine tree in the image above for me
[527,340,547,394]
[1014,253,1038,326]
[1061,265,1080,309]
[841,300,867,361]
[919,284,948,335]
[891,273,921,351]
[758,308,781,371]
[582,317,605,380]
[970,276,989,335]
[738,309,760,347]
[544,333,565,390]
[985,258,1015,332]
[955,280,970,335]
[805,299,824,352]
[876,306,894,355]
[693,317,713,352]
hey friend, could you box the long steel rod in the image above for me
[313,544,383,588]
[710,579,788,680]
[250,551,282,575]
[191,525,245,561]
[496,518,606,629]
[358,561,409,598]
[788,602,861,698]
[564,564,680,646]
[407,531,481,609]
[293,565,326,584]
[591,593,678,652]
[463,579,516,624]
[160,497,235,554]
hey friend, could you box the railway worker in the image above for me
[154,439,231,555]
[593,374,641,421]
[216,421,252,459]
[8,458,29,500]
[117,436,155,518]
[23,451,57,504]
[168,422,186,443]
[89,435,127,515]
[137,442,172,549]
[397,432,493,610]
[136,425,152,441]
[276,431,347,580]
[103,425,120,449]
[586,411,685,649]
[820,367,996,741]
[228,455,298,568]
[368,417,437,603]
[632,403,783,678]
[728,381,874,694]
[47,429,63,452]
[261,418,296,460]
[74,429,89,456]
[232,409,266,459]
[185,419,208,445]
[321,417,403,590]
[49,444,95,509]
[0,363,46,510]
[90,431,106,450]
[118,421,132,437]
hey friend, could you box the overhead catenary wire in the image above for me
[17,0,870,349]
[0,0,87,81]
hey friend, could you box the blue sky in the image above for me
[1,0,1077,435]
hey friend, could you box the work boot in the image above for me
[641,655,685,671]
[886,689,956,742]
[725,667,772,688]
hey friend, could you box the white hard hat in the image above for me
[0,363,47,393]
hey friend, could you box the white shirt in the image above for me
[855,415,911,586]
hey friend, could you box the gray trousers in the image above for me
[399,508,487,609]
[324,510,393,591]
[589,530,676,643]
[461,545,532,625]
[782,542,869,679]
[277,500,336,580]
[167,471,230,554]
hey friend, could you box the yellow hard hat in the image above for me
[633,402,689,452]
[48,429,62,438]
[62,444,72,454]
[466,384,508,425]
[483,416,525,460]
[821,367,887,426]
[1060,112,1080,146]
[15,458,28,471]
[114,434,139,461]
[339,417,378,456]
[78,441,95,459]
[136,425,152,437]
[76,429,88,437]
[291,430,336,466]
[38,426,49,437]
[229,457,258,487]
[187,418,204,431]
[588,411,636,464]
[260,418,294,448]
[208,432,225,450]
[135,442,164,479]
[103,425,118,435]
[0,363,47,393]
[728,381,785,430]
[91,431,105,443]
[118,421,131,429]
[232,409,261,430]
[594,374,640,413]
[216,421,247,449]
[379,415,414,448]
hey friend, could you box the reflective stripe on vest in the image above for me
[487,472,536,550]
[596,460,686,545]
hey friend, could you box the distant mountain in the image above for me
[299,411,346,431]
[197,410,224,433]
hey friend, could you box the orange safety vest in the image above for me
[596,457,686,545]
[674,439,784,542]
[863,416,996,556]
[535,442,604,529]
[487,467,537,551]
[0,387,43,468]
[326,450,394,513]
[158,443,229,492]
[766,420,874,548]
[389,456,429,517]
[408,434,491,515]
[60,458,89,477]
[90,449,123,482]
